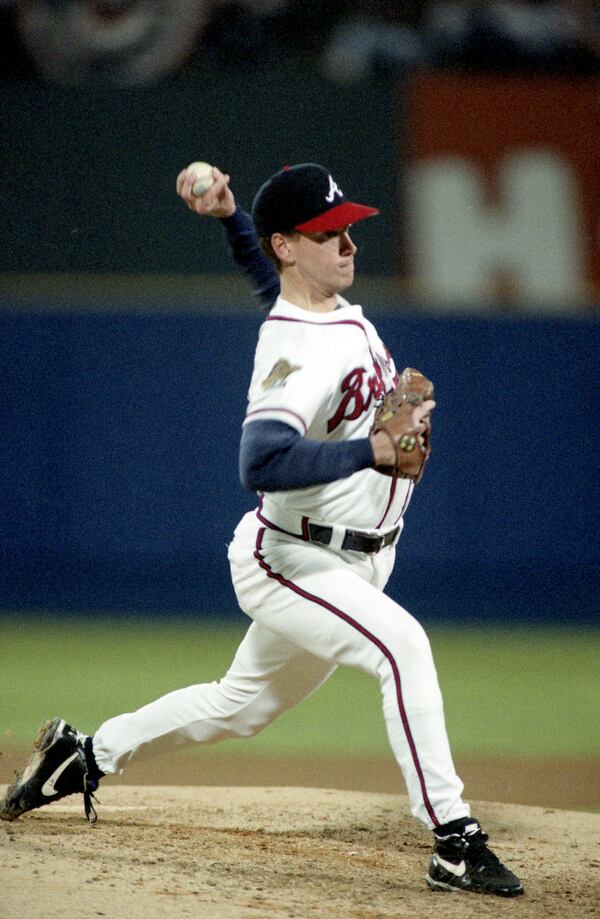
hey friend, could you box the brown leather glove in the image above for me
[371,368,435,482]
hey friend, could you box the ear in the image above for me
[271,232,295,266]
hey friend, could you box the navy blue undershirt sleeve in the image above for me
[240,419,375,492]
[220,207,280,308]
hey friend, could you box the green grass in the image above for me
[431,627,600,757]
[1,616,599,759]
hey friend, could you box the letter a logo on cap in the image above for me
[325,174,343,203]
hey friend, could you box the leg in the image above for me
[93,620,336,774]
[229,517,468,829]
[226,514,524,897]
[1,620,335,822]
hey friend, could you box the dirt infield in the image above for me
[2,748,599,810]
[2,783,599,919]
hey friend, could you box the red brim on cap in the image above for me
[295,201,379,233]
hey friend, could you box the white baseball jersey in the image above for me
[244,295,414,532]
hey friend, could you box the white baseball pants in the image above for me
[93,510,469,829]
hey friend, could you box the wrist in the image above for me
[370,429,395,467]
[219,204,239,223]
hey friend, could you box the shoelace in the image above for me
[83,774,99,824]
[466,833,506,870]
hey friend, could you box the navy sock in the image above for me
[83,735,105,788]
[434,817,480,838]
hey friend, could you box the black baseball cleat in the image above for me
[0,717,101,824]
[426,817,524,897]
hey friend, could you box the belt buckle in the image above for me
[385,527,399,548]
[374,528,397,552]
[372,534,385,552]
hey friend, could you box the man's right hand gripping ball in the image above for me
[371,368,435,483]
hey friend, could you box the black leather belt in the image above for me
[307,523,399,554]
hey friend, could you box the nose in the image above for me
[340,231,356,255]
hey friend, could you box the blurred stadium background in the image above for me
[0,1,598,802]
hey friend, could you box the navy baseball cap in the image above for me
[252,163,379,237]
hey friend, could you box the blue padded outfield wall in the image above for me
[1,305,598,625]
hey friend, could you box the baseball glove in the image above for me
[371,367,434,482]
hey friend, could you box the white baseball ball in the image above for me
[188,161,215,197]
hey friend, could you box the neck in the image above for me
[279,274,341,313]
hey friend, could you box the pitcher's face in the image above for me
[288,227,357,296]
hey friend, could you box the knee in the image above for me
[403,618,433,659]
[213,678,273,738]
[216,676,257,707]
[380,615,436,673]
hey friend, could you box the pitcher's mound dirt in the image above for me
[1,785,599,919]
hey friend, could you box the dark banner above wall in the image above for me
[2,67,598,315]
[0,66,397,277]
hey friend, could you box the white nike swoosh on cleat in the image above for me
[434,854,467,877]
[41,752,79,797]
